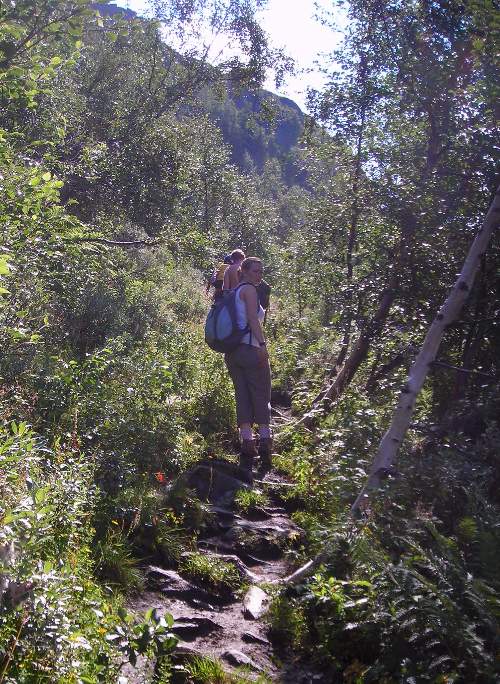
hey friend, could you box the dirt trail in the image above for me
[123,466,312,683]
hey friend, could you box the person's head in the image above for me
[240,257,263,285]
[223,254,232,264]
[230,249,245,264]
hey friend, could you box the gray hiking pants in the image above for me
[224,344,271,426]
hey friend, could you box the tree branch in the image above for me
[271,552,329,585]
[430,360,497,380]
[63,237,160,247]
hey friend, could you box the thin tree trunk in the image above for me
[451,255,488,403]
[364,350,382,394]
[299,285,396,427]
[301,210,416,427]
[324,286,396,403]
[334,107,366,368]
[351,185,500,515]
[284,187,500,585]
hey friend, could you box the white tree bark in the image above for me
[270,553,329,585]
[351,185,500,515]
[281,187,500,586]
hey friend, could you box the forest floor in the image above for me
[122,458,321,683]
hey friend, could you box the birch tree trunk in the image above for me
[284,187,500,586]
[351,185,500,515]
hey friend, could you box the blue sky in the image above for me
[122,0,343,110]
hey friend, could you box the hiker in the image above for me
[224,257,272,478]
[223,248,245,291]
[206,254,232,299]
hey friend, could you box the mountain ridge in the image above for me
[93,2,306,185]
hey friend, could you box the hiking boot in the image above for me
[257,437,273,473]
[239,439,257,481]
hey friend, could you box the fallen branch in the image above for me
[271,552,329,585]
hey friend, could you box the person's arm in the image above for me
[223,266,231,290]
[241,285,268,362]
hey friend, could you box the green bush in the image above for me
[0,423,117,680]
[179,552,242,595]
[0,422,179,681]
[183,346,237,437]
[267,593,309,651]
[94,530,144,591]
[234,488,269,513]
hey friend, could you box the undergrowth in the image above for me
[0,423,177,682]
[234,488,269,514]
[268,390,500,682]
[155,653,272,683]
[178,553,242,595]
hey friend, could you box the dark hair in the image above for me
[223,254,232,264]
[230,249,245,261]
[241,257,263,271]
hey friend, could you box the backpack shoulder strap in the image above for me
[235,282,257,291]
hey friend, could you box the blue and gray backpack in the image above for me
[204,284,250,353]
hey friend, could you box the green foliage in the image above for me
[0,422,177,681]
[183,345,237,437]
[156,653,271,684]
[179,655,229,684]
[1,0,498,680]
[269,425,500,681]
[94,530,144,592]
[267,593,309,651]
[92,473,196,570]
[108,606,178,672]
[179,553,242,595]
[234,488,269,514]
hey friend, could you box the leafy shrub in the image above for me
[0,421,180,681]
[179,552,242,594]
[270,503,500,682]
[0,423,115,680]
[267,593,309,650]
[234,488,269,514]
[94,530,144,591]
[183,346,237,437]
[92,475,195,567]
[156,653,271,683]
[164,480,215,533]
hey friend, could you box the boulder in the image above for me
[242,586,268,620]
[222,650,262,671]
[242,631,270,646]
[221,525,284,560]
[146,566,215,607]
[183,459,251,507]
[172,616,222,641]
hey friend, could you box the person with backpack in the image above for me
[223,249,245,291]
[223,257,272,478]
[206,254,232,299]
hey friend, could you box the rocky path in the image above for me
[123,461,307,683]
